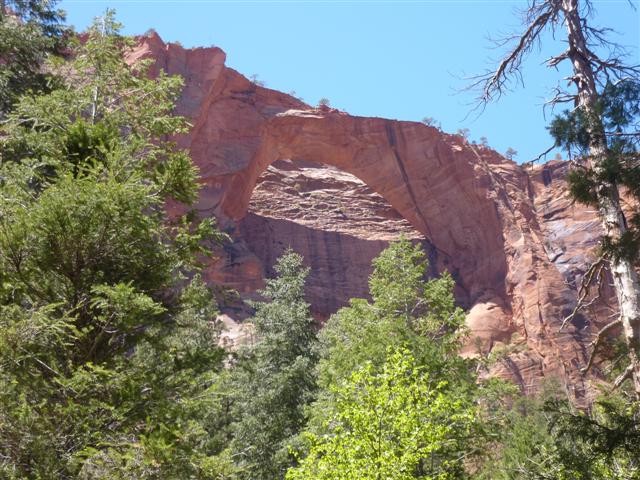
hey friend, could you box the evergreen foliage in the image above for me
[0,11,233,478]
[543,397,640,478]
[4,5,639,479]
[550,79,640,263]
[231,250,318,480]
[0,0,67,115]
[479,390,640,479]
[504,147,517,160]
[470,0,640,395]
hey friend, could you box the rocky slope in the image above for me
[129,33,618,401]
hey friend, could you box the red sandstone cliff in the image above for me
[129,33,616,401]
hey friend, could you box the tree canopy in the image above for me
[0,11,232,478]
[231,250,318,480]
[287,348,475,480]
[0,0,67,115]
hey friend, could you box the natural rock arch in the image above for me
[136,33,593,398]
[188,97,588,396]
[239,158,437,318]
[220,109,509,306]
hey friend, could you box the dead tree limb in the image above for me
[560,256,605,331]
[469,0,640,396]
[581,318,622,375]
[614,364,634,390]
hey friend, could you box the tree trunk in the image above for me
[562,0,640,395]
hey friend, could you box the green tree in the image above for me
[305,239,479,477]
[471,4,640,477]
[504,147,517,161]
[231,250,318,480]
[549,79,640,387]
[0,11,233,478]
[317,238,470,393]
[0,0,67,115]
[479,392,640,480]
[422,116,439,128]
[287,348,475,480]
[474,380,568,480]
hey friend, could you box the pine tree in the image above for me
[231,250,318,480]
[478,386,640,479]
[0,0,67,115]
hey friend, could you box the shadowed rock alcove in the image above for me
[239,159,441,319]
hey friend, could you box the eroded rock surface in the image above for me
[130,33,617,401]
[241,159,432,318]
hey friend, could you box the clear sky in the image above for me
[59,0,639,162]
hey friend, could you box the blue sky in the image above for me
[59,0,639,162]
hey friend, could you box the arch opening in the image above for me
[204,112,511,350]
[240,159,446,319]
[216,113,508,307]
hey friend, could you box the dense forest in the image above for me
[1,1,640,478]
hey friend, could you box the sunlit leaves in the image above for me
[287,348,475,480]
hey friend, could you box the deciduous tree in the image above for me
[287,348,475,480]
[302,239,479,478]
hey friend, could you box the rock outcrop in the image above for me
[130,33,616,401]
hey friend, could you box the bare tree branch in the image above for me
[581,318,622,374]
[467,1,558,106]
[467,0,640,396]
[560,256,606,331]
[523,144,556,166]
[604,132,640,138]
[613,363,634,389]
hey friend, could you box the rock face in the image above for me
[241,159,432,318]
[130,33,615,401]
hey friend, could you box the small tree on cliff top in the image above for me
[470,0,640,397]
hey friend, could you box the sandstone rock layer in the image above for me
[131,33,614,401]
